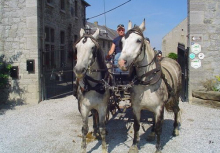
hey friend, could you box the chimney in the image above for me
[94,21,98,27]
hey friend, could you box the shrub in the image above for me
[167,52,178,60]
[0,62,11,88]
[202,75,220,92]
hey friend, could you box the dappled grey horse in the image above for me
[73,28,110,153]
[118,19,182,153]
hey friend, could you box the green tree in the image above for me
[0,62,11,88]
[167,52,178,60]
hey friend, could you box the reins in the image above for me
[124,27,176,101]
[125,27,162,86]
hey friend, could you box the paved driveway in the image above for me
[0,96,219,153]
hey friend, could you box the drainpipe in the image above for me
[40,0,45,101]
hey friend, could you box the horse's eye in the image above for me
[137,39,142,43]
[91,47,95,50]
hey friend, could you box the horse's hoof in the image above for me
[128,145,138,153]
[172,129,179,136]
[146,132,156,141]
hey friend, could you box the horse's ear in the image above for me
[139,19,146,32]
[128,20,132,30]
[92,28,99,39]
[80,28,85,37]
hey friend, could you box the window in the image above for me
[75,1,78,17]
[45,27,54,43]
[47,0,52,4]
[45,27,50,42]
[44,27,55,68]
[46,0,54,6]
[51,29,54,42]
[60,46,65,67]
[60,0,65,11]
[60,31,65,44]
[71,6,74,16]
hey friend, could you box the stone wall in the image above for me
[0,0,87,104]
[188,0,220,102]
[162,18,188,56]
[0,0,39,104]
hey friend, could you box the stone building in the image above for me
[188,0,220,102]
[162,0,220,103]
[0,0,90,104]
[162,18,188,56]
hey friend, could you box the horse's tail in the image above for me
[164,93,180,113]
[161,57,182,113]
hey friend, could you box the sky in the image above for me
[85,0,187,50]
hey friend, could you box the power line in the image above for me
[86,0,131,20]
[103,0,107,28]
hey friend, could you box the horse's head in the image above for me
[73,28,100,79]
[118,19,146,71]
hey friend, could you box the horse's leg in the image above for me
[147,115,156,141]
[173,98,180,136]
[92,109,100,138]
[154,106,164,153]
[81,106,89,153]
[98,107,108,153]
[129,107,141,153]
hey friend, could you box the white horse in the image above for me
[118,19,182,153]
[73,28,110,153]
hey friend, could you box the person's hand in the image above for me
[105,55,111,60]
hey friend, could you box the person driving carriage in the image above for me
[157,50,162,60]
[106,24,125,72]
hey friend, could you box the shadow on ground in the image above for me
[0,80,26,115]
[86,107,177,153]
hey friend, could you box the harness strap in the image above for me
[161,67,177,104]
[85,75,104,84]
[83,75,105,94]
[134,57,162,86]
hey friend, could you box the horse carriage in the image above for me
[73,19,182,153]
[105,54,132,115]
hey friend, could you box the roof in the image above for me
[82,0,90,7]
[86,22,118,41]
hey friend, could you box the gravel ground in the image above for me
[0,95,220,153]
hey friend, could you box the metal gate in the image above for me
[41,50,74,100]
[177,43,188,102]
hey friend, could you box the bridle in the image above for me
[125,27,145,68]
[124,27,162,86]
[74,34,109,94]
[74,34,99,72]
[125,27,160,69]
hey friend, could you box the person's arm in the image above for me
[108,43,116,56]
[106,43,115,60]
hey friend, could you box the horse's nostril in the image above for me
[124,60,127,64]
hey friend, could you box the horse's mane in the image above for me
[83,36,107,79]
[96,47,108,79]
